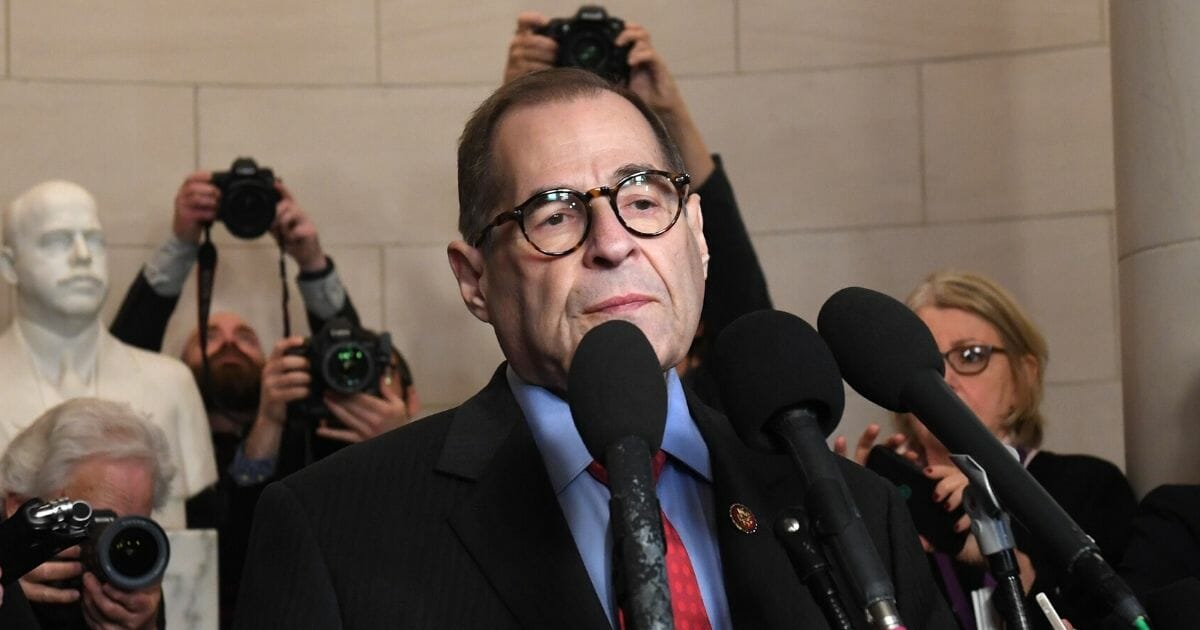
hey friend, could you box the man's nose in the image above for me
[584,199,636,267]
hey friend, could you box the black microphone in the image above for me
[568,320,672,630]
[712,309,906,630]
[817,286,1150,629]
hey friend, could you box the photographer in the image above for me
[0,398,174,630]
[109,169,360,353]
[505,11,772,404]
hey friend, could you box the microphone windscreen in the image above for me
[568,320,667,464]
[711,309,845,449]
[817,287,943,412]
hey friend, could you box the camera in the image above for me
[211,156,280,239]
[287,318,393,422]
[0,498,169,591]
[536,5,630,84]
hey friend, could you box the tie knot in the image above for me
[586,450,668,486]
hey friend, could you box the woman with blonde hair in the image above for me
[837,270,1136,629]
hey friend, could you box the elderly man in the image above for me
[234,69,955,629]
[0,181,213,530]
[0,397,175,629]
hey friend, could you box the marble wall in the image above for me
[0,2,1122,466]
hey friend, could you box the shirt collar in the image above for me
[507,365,712,495]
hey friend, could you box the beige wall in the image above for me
[0,1,1123,466]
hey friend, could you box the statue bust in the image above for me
[0,180,216,528]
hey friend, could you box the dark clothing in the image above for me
[234,365,956,629]
[0,583,39,629]
[686,155,773,409]
[933,450,1137,629]
[1120,484,1200,596]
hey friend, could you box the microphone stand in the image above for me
[774,507,855,630]
[951,455,1033,630]
[771,412,906,629]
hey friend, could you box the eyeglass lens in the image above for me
[522,172,681,254]
[945,345,994,375]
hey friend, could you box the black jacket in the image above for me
[234,365,956,629]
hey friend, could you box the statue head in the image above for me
[0,181,109,324]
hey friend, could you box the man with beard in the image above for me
[107,171,418,625]
[179,311,417,627]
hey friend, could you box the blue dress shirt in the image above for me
[508,366,732,629]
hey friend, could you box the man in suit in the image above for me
[234,68,955,629]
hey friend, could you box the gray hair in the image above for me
[0,397,176,508]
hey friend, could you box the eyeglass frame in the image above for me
[941,344,1008,376]
[469,169,692,256]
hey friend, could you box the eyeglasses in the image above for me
[471,170,690,256]
[941,344,1007,376]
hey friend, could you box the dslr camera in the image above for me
[287,318,393,422]
[536,5,631,84]
[211,156,281,239]
[0,498,170,591]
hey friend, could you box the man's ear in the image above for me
[0,245,18,285]
[685,193,709,279]
[447,241,492,324]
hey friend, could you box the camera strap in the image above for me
[196,225,218,397]
[278,245,292,338]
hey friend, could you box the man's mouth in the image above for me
[583,293,655,315]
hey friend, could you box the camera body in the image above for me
[536,5,630,84]
[287,318,393,422]
[0,498,169,591]
[211,156,280,239]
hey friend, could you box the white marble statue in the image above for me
[0,180,216,528]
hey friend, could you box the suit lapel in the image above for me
[441,367,610,630]
[688,391,844,629]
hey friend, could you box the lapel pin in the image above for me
[729,503,758,534]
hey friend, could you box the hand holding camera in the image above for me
[253,320,404,451]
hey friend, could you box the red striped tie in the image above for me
[587,452,713,630]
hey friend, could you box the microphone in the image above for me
[712,309,906,630]
[817,286,1150,629]
[568,320,672,630]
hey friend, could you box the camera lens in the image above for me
[323,342,373,392]
[86,515,170,591]
[221,182,277,239]
[570,34,609,69]
[108,527,159,578]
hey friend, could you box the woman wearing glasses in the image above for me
[838,270,1136,628]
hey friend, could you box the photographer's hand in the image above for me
[244,337,309,461]
[271,183,328,274]
[832,423,916,466]
[318,382,411,444]
[617,23,715,186]
[18,545,82,605]
[173,171,218,245]
[503,11,556,83]
[80,572,161,630]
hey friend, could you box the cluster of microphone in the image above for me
[566,287,1152,630]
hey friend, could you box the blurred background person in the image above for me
[837,270,1136,629]
[0,397,175,630]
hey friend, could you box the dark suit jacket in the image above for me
[233,366,955,629]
